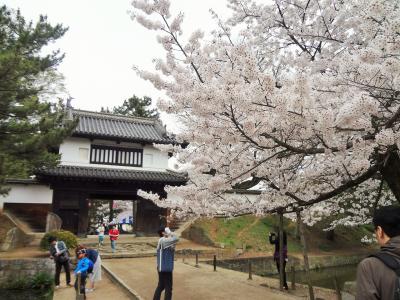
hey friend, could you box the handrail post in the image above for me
[75,272,84,300]
[248,260,252,280]
[195,253,199,268]
[291,265,296,290]
[213,254,217,271]
[334,274,342,300]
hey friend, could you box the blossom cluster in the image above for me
[131,0,400,225]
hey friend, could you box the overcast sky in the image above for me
[3,0,229,131]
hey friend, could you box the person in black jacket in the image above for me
[269,231,288,290]
[49,236,72,288]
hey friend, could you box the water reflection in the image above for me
[270,264,358,290]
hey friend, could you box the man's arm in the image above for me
[49,246,56,258]
[355,259,380,300]
[160,234,179,249]
[268,233,276,245]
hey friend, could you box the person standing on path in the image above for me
[49,236,72,289]
[109,225,119,253]
[269,231,289,290]
[356,205,400,300]
[153,226,179,300]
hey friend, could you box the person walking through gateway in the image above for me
[96,223,105,247]
[153,226,179,300]
[269,231,289,290]
[109,224,119,253]
[356,205,400,300]
[49,236,72,289]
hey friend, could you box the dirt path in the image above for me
[103,257,300,300]
[102,257,350,300]
[53,270,130,300]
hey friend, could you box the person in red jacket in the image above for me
[108,225,119,253]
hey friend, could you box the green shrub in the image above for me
[3,272,53,290]
[31,272,53,289]
[4,276,29,289]
[40,230,78,251]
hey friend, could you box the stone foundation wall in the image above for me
[0,258,55,286]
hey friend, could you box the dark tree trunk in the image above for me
[295,215,301,241]
[326,229,335,241]
[297,210,315,300]
[278,212,284,291]
[381,152,400,203]
[109,200,114,223]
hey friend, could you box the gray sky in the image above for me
[3,0,229,131]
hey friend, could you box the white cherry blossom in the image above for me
[132,0,400,225]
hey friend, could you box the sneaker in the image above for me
[67,283,73,287]
[55,285,60,289]
[86,288,94,293]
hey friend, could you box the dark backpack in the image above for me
[370,252,400,300]
[88,259,94,273]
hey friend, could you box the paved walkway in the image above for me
[79,237,217,259]
[103,257,300,300]
[53,271,130,300]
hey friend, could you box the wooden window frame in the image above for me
[90,144,143,167]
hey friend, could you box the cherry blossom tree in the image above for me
[131,0,399,225]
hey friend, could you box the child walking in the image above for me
[97,223,105,247]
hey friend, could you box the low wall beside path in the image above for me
[0,258,54,287]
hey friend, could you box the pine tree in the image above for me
[105,95,159,118]
[0,6,73,194]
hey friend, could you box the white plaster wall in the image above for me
[0,184,53,210]
[143,144,169,170]
[59,137,170,171]
[59,137,91,164]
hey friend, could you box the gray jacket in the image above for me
[356,236,400,300]
[49,241,69,262]
[156,234,179,272]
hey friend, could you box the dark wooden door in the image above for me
[58,209,79,234]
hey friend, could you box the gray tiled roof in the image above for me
[71,109,176,144]
[36,165,187,183]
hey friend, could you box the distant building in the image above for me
[1,108,186,236]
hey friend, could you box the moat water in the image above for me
[270,264,358,290]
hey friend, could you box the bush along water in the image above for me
[40,230,78,250]
[0,272,54,300]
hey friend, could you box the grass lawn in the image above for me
[188,215,375,255]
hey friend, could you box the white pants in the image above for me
[90,255,102,283]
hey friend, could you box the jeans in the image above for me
[111,240,116,252]
[153,271,173,300]
[55,260,71,286]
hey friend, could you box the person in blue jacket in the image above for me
[153,226,179,300]
[74,249,93,299]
